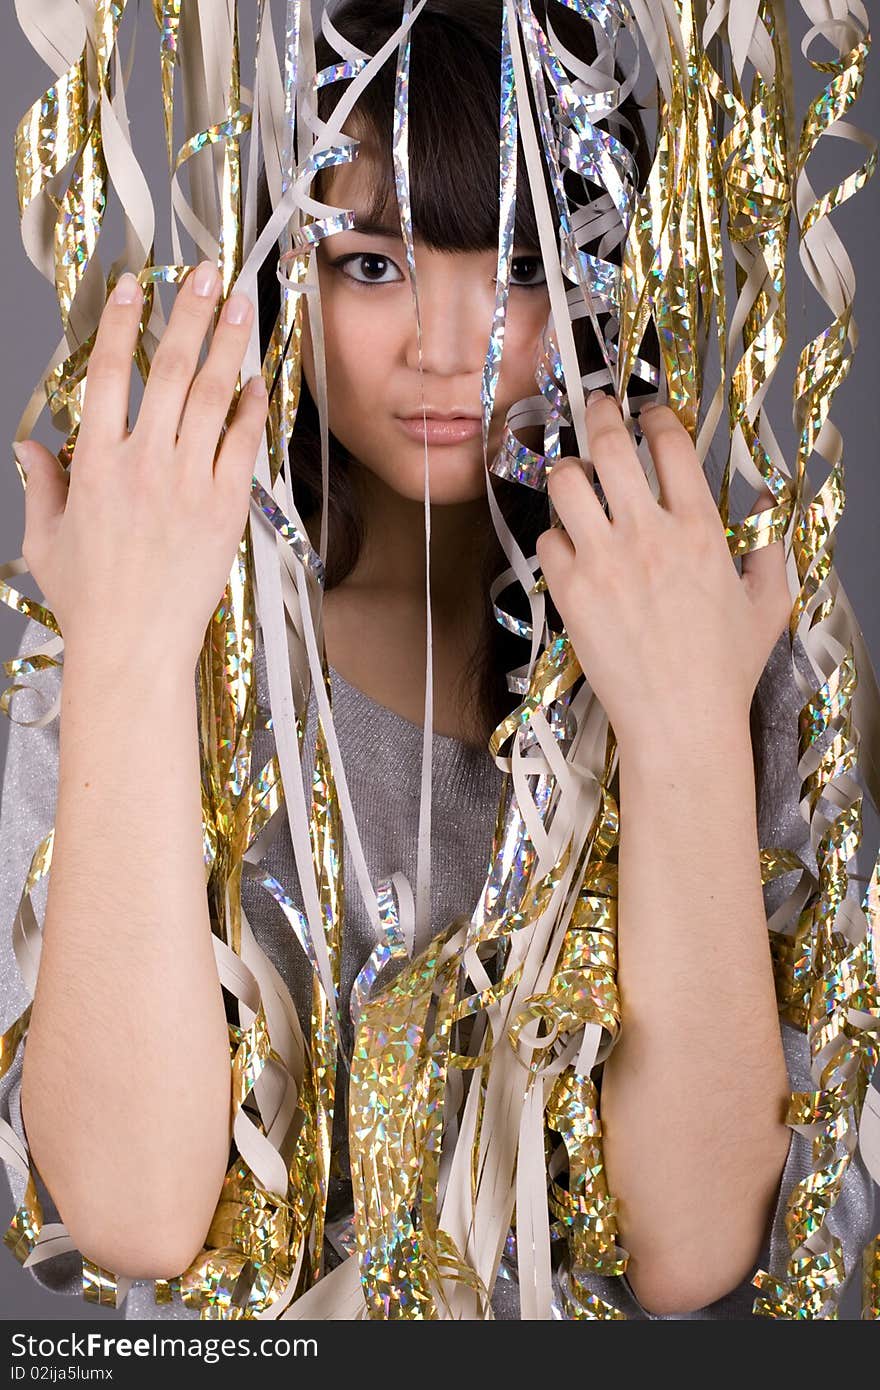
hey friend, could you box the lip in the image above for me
[396,415,482,444]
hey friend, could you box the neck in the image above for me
[301,463,510,746]
[308,462,502,617]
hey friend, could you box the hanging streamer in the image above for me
[2,0,879,1320]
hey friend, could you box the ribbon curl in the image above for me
[2,0,880,1321]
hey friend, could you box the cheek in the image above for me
[496,297,548,389]
[312,290,394,403]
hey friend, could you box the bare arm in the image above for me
[536,394,797,1317]
[599,712,791,1315]
[13,258,266,1282]
[20,638,231,1279]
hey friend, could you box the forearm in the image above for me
[20,637,231,1279]
[599,709,792,1315]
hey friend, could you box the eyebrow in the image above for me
[350,213,404,238]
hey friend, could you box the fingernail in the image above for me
[224,293,252,325]
[246,373,267,397]
[12,441,32,473]
[112,272,140,304]
[586,390,606,409]
[640,398,662,414]
[193,260,219,297]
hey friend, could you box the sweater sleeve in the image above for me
[618,630,877,1318]
[0,616,85,1296]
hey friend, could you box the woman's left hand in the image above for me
[535,393,792,751]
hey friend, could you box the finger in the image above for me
[740,485,789,612]
[15,440,70,558]
[535,518,577,590]
[134,260,222,446]
[638,403,720,523]
[584,391,654,524]
[76,272,144,451]
[212,373,268,505]
[546,454,611,552]
[175,289,255,477]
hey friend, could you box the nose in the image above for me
[402,254,492,377]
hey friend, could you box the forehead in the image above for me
[312,107,522,255]
[318,130,396,225]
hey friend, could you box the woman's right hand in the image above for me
[16,259,268,667]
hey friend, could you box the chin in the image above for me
[390,469,489,507]
[369,445,492,506]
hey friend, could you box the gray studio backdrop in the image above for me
[1,2,878,1321]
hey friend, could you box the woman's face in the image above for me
[299,150,550,506]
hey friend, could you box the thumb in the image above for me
[14,440,70,548]
[740,484,790,616]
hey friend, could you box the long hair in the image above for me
[254,0,767,788]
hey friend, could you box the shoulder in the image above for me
[753,630,813,733]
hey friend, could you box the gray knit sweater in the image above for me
[0,616,875,1319]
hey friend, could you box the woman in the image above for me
[1,0,875,1319]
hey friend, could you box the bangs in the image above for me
[315,2,546,252]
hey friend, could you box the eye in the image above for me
[510,255,547,288]
[331,252,405,286]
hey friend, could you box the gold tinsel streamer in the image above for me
[1,0,879,1322]
[750,1,880,1319]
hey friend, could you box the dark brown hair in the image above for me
[254,0,767,791]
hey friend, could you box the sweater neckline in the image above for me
[322,663,504,803]
[253,626,503,798]
[326,663,485,755]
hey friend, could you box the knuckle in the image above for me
[174,291,212,324]
[21,534,38,568]
[69,455,104,492]
[536,525,568,564]
[678,505,702,533]
[640,532,667,571]
[177,463,209,509]
[774,583,793,622]
[680,509,714,548]
[547,458,578,494]
[589,425,622,452]
[602,551,628,590]
[216,436,259,494]
[236,408,267,450]
[240,388,267,424]
[190,372,233,410]
[127,457,158,495]
[535,531,552,565]
[129,463,174,513]
[86,350,123,383]
[220,296,253,329]
[214,459,251,511]
[149,347,191,384]
[22,530,49,575]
